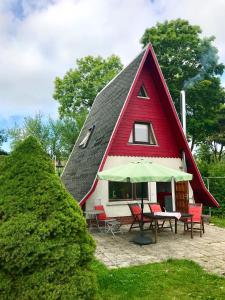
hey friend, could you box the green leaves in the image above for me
[0,130,7,153]
[53,55,123,118]
[141,19,225,151]
[0,137,97,299]
[185,78,225,149]
[8,112,83,160]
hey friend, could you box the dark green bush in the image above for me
[0,137,97,299]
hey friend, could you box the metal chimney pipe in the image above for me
[180,90,187,171]
[180,90,186,136]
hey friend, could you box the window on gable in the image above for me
[129,122,157,145]
[79,125,95,149]
[138,85,149,98]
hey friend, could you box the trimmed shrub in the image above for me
[0,137,97,299]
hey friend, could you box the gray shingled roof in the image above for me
[61,49,146,202]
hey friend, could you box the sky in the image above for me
[0,0,225,151]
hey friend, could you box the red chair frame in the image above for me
[148,203,173,232]
[94,205,116,231]
[128,203,152,232]
[183,203,205,237]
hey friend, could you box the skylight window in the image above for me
[79,125,95,149]
[138,85,149,98]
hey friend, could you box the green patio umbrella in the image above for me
[98,161,192,183]
[97,161,192,245]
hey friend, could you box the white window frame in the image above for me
[137,85,150,99]
[128,122,157,145]
[79,126,95,149]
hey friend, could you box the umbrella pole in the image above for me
[132,182,153,245]
[140,182,144,231]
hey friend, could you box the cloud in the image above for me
[0,0,224,124]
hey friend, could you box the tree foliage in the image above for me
[141,19,224,103]
[210,104,225,160]
[53,55,123,118]
[207,162,225,216]
[141,19,225,149]
[186,79,225,150]
[0,137,97,299]
[8,112,85,160]
[196,143,225,215]
[198,159,225,216]
[0,129,7,150]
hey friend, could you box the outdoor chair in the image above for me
[182,203,205,237]
[128,203,152,232]
[148,203,173,232]
[94,205,122,236]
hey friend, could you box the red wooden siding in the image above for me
[80,45,218,208]
[109,58,180,158]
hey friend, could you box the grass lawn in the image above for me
[92,259,225,300]
[211,216,225,229]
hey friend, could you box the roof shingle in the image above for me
[62,49,146,201]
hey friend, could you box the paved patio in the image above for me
[92,223,225,275]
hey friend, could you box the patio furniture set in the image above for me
[84,205,122,237]
[85,202,205,243]
[84,160,205,244]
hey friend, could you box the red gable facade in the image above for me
[109,57,180,158]
[78,45,218,208]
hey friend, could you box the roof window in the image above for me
[79,125,95,149]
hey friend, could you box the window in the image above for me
[133,183,148,199]
[109,182,148,201]
[134,123,149,143]
[138,85,149,98]
[130,122,157,145]
[79,125,95,149]
[109,182,132,200]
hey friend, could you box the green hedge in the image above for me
[0,137,97,299]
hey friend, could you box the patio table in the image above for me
[144,212,193,243]
[84,210,104,231]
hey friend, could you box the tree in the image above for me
[140,19,225,149]
[0,129,7,151]
[186,79,225,151]
[210,104,225,160]
[59,111,87,157]
[53,55,123,118]
[0,137,97,299]
[8,112,84,160]
[207,162,225,216]
[141,19,224,104]
[194,104,225,161]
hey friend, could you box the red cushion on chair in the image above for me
[149,204,162,213]
[131,205,141,215]
[188,205,202,223]
[94,205,107,221]
[129,205,142,221]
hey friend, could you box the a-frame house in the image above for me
[62,44,219,219]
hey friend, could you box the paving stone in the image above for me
[92,224,225,274]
